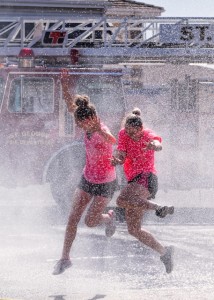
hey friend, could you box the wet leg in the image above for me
[125,207,165,255]
[117,182,160,210]
[85,196,116,237]
[61,188,92,259]
[85,195,111,227]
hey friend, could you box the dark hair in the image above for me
[125,107,143,128]
[74,94,96,121]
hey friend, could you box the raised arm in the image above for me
[61,69,76,113]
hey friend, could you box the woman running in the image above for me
[111,108,174,273]
[53,70,117,275]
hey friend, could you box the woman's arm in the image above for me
[111,150,126,166]
[145,139,162,151]
[61,69,76,113]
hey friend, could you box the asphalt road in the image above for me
[0,207,214,300]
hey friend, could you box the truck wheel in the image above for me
[44,142,85,215]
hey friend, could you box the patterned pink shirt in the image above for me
[117,128,162,181]
[83,124,116,184]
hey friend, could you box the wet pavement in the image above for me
[0,208,214,300]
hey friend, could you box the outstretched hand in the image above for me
[110,155,122,166]
[142,140,162,151]
[142,140,155,150]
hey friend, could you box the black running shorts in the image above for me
[78,176,117,199]
[128,172,158,199]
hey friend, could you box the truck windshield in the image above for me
[62,75,125,135]
[8,77,54,113]
[76,75,124,115]
[63,74,125,136]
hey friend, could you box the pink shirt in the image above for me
[117,128,162,181]
[83,124,116,184]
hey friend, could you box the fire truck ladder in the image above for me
[1,16,214,63]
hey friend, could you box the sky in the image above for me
[138,0,214,17]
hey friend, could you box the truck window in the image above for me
[77,75,125,136]
[77,75,124,115]
[8,77,54,113]
[61,74,125,137]
[0,77,4,110]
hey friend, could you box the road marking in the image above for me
[47,254,144,262]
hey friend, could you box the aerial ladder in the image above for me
[1,16,214,64]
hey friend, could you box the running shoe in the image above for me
[52,259,72,275]
[160,246,174,274]
[105,209,116,238]
[155,206,174,218]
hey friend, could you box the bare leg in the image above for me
[117,182,160,210]
[61,188,92,260]
[85,195,112,227]
[125,207,165,255]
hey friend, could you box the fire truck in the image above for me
[0,5,214,212]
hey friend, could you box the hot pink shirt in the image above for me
[117,128,162,181]
[83,124,116,184]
